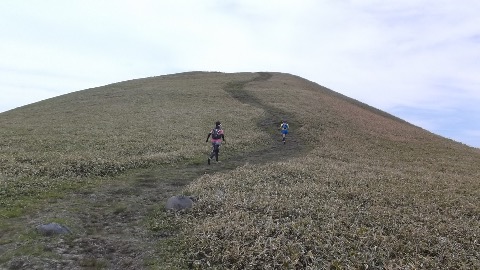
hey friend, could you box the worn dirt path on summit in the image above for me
[3,73,308,269]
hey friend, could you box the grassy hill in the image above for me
[0,72,479,269]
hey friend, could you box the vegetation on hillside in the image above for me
[0,72,479,269]
[0,72,266,179]
[168,73,479,269]
[0,73,267,216]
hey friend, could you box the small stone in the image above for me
[36,222,71,236]
[165,195,194,211]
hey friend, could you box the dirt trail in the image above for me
[3,72,307,269]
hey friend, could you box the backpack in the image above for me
[282,123,288,130]
[212,128,221,139]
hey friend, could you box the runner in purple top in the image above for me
[206,121,225,164]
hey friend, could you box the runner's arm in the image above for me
[206,132,211,142]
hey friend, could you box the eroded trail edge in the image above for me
[224,72,306,162]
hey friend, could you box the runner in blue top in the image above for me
[280,120,289,144]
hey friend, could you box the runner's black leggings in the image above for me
[210,143,220,161]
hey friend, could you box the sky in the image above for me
[1,0,479,148]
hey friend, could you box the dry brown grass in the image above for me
[1,72,478,269]
[173,73,480,269]
[0,72,272,217]
[0,72,266,179]
[0,72,273,268]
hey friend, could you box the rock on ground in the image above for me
[165,195,194,211]
[36,223,71,236]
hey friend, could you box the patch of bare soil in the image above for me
[2,72,307,269]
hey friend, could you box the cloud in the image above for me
[277,0,480,147]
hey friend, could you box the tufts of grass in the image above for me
[1,72,479,268]
[0,72,268,178]
[154,72,480,269]
[0,72,268,216]
[178,152,479,268]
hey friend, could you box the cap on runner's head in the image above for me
[215,121,221,126]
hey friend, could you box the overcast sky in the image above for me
[1,0,479,148]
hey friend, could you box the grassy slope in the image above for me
[0,72,265,178]
[0,72,268,267]
[0,72,266,214]
[180,73,480,269]
[0,72,479,269]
